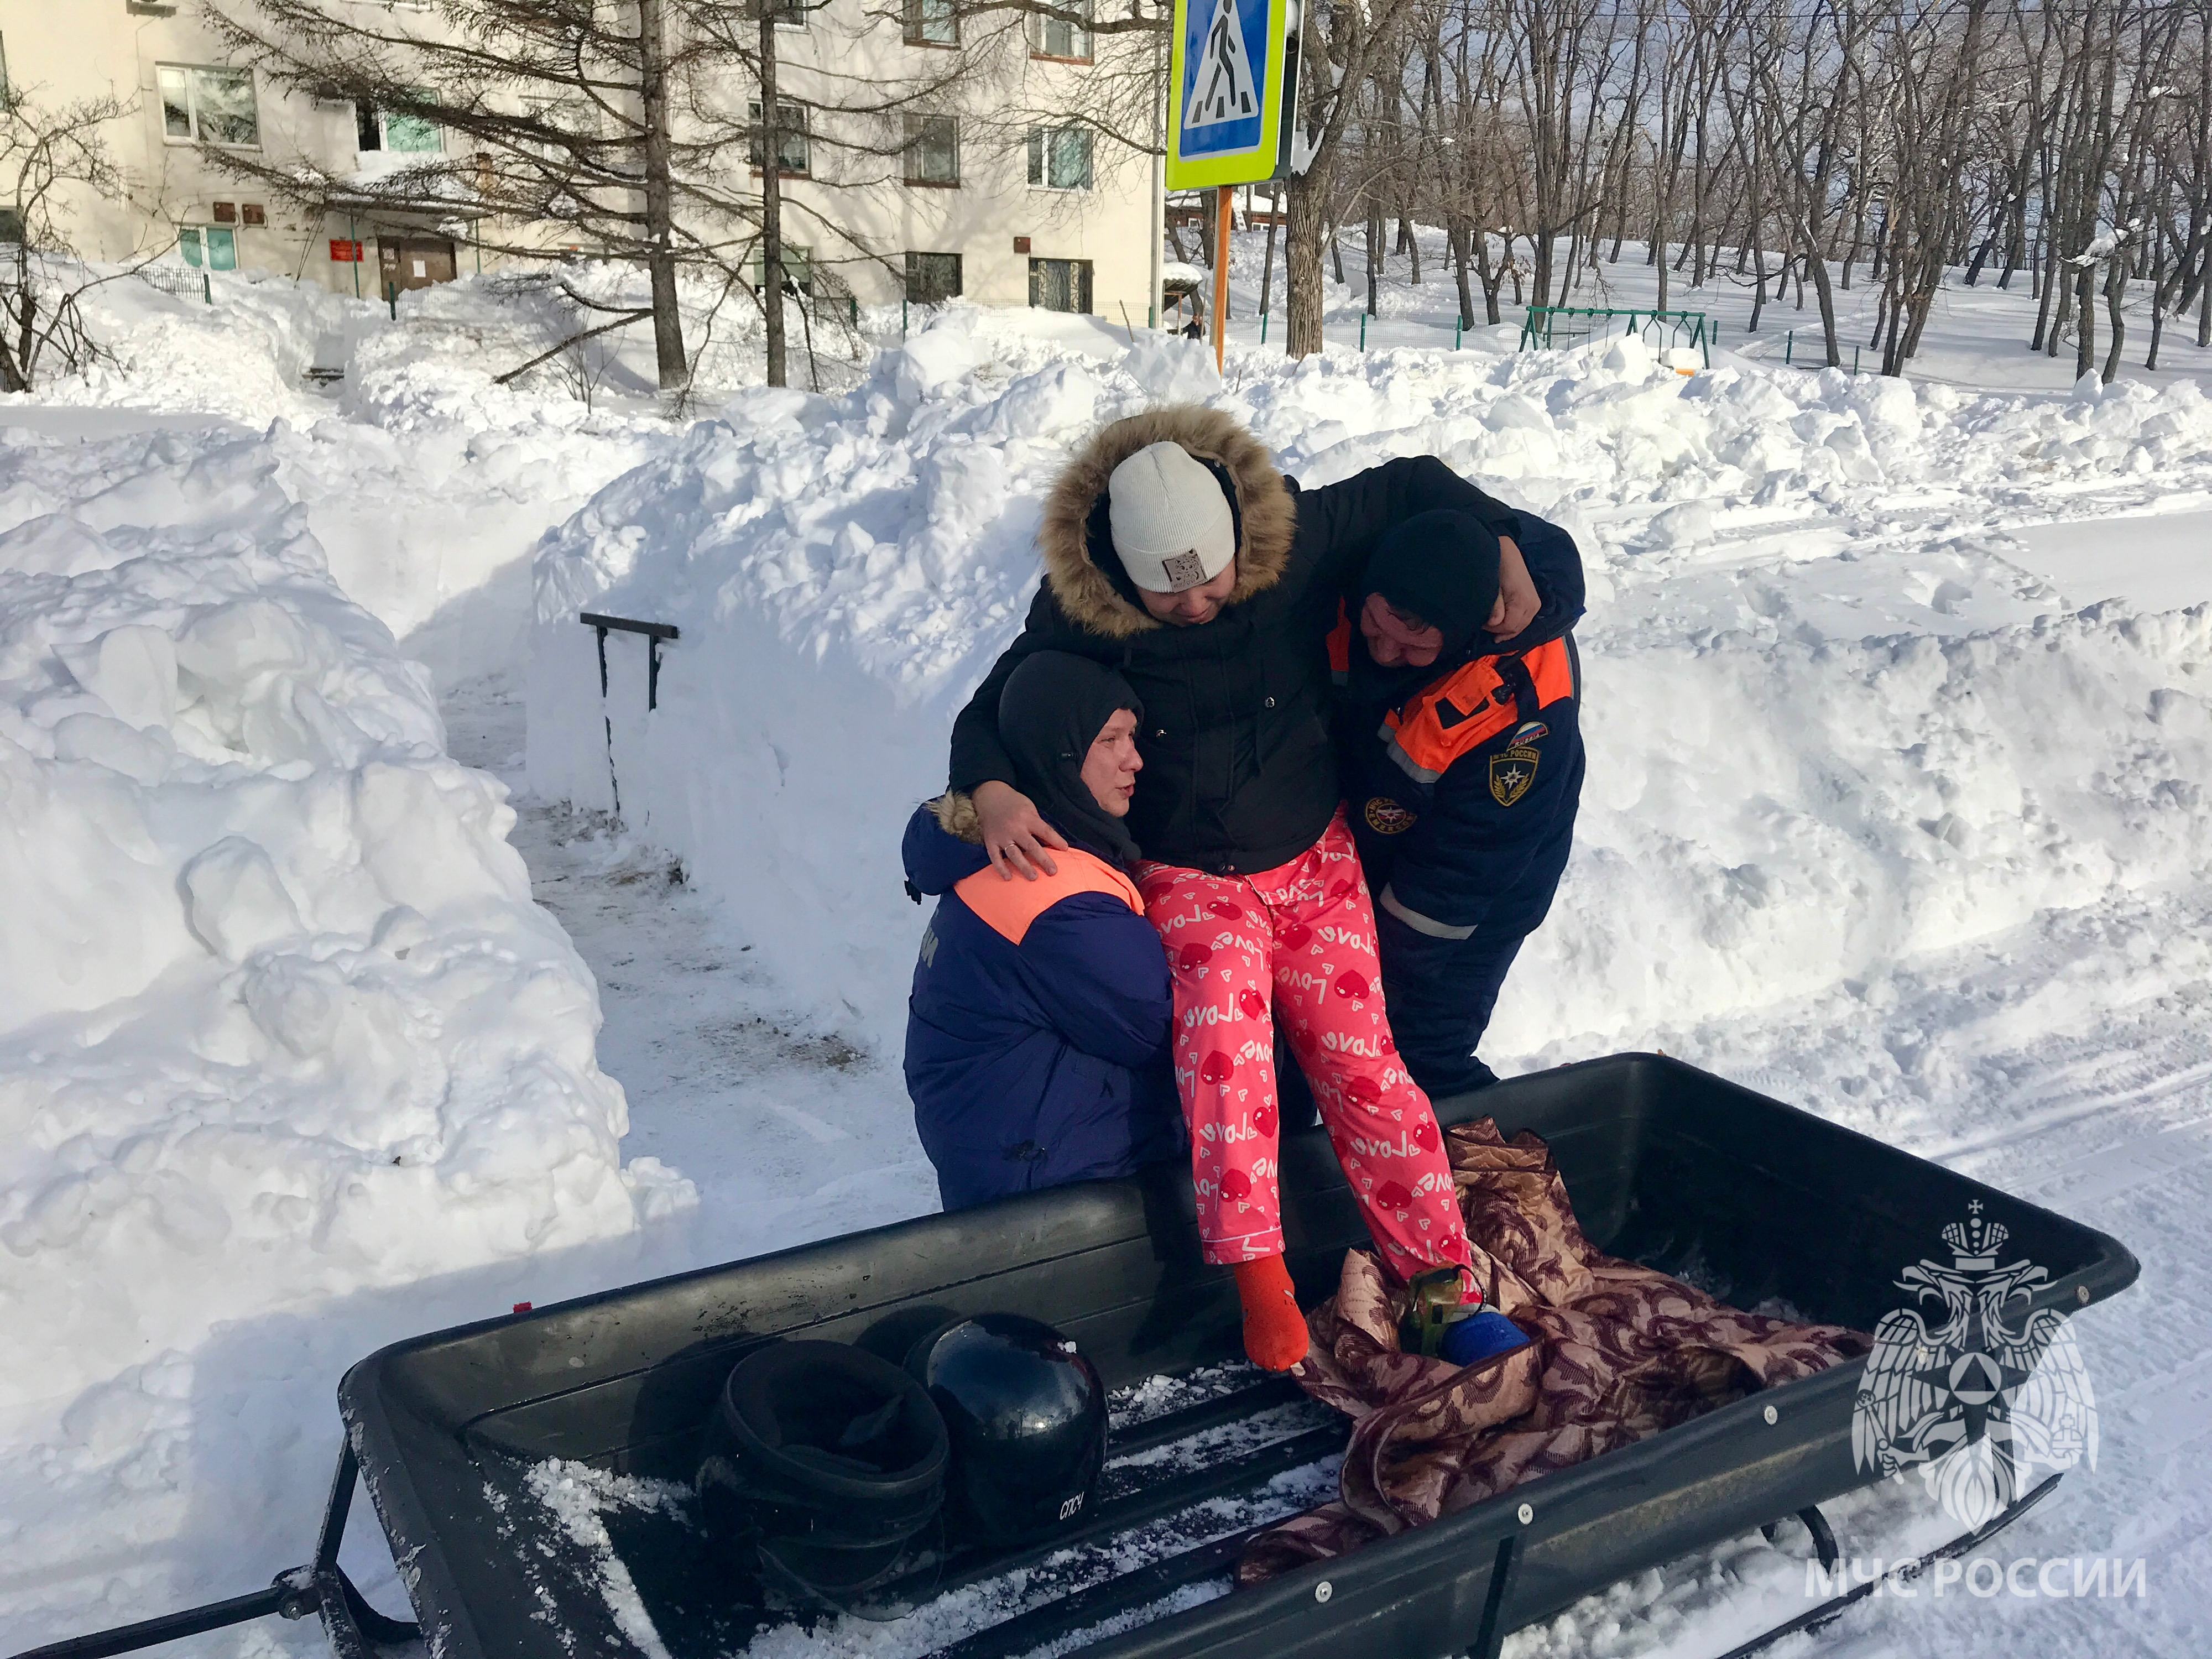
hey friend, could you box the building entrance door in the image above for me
[378,236,457,293]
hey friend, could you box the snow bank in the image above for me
[527,316,2212,1062]
[0,421,690,1421]
[1507,606,2212,1060]
[8,264,677,687]
[527,329,1209,1042]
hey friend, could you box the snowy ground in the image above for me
[3,237,2210,1658]
[442,671,938,1265]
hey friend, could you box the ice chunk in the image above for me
[1121,335,1222,403]
[1601,333,1651,376]
[0,513,126,578]
[51,713,173,785]
[175,600,314,686]
[241,954,347,1057]
[1647,501,1717,548]
[1483,393,1552,433]
[892,328,980,404]
[59,625,179,731]
[180,836,304,959]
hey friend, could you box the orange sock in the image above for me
[1232,1255,1309,1372]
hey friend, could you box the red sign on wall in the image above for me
[328,239,364,263]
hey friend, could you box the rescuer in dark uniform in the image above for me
[1337,509,1587,1099]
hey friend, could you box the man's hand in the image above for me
[973,780,1066,881]
[1486,535,1540,639]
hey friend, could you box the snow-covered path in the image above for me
[441,672,937,1270]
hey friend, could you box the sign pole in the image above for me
[1168,0,1300,364]
[1150,17,1166,330]
[1212,187,1231,371]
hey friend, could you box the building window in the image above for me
[158,65,260,148]
[906,252,962,303]
[757,0,809,28]
[1026,126,1092,191]
[748,101,810,176]
[0,208,24,247]
[1031,1,1092,61]
[1029,258,1092,314]
[905,116,958,186]
[752,243,812,295]
[178,227,238,272]
[355,101,441,154]
[905,0,957,45]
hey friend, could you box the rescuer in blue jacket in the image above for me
[903,651,1183,1211]
[1339,509,1587,1099]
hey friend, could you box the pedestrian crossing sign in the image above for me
[1167,0,1300,189]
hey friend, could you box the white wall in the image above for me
[6,0,1159,317]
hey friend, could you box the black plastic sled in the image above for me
[20,1052,2140,1659]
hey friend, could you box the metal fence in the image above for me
[134,264,213,304]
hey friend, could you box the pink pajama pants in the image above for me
[1136,810,1477,1277]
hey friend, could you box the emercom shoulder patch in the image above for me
[1364,796,1418,835]
[1510,719,1550,746]
[1489,744,1541,807]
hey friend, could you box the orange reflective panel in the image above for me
[956,848,1143,945]
[1384,638,1575,785]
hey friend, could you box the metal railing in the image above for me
[134,264,212,304]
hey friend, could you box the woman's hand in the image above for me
[973,781,1067,881]
[1486,536,1540,639]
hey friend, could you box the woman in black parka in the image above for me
[943,405,1577,1371]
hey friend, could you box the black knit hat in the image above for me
[998,652,1145,867]
[1360,510,1503,662]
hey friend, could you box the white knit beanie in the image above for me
[1106,441,1237,594]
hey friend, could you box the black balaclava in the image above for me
[1352,510,1504,706]
[998,651,1146,867]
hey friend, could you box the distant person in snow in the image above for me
[902,651,1184,1212]
[941,404,1577,1372]
[1336,509,1586,1098]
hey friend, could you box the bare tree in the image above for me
[201,0,782,389]
[0,88,133,394]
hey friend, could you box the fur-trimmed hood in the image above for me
[1037,405,1298,640]
[904,794,990,899]
[929,790,982,843]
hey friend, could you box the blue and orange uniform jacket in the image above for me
[1333,515,1588,1093]
[902,800,1184,1212]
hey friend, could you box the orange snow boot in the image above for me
[1233,1254,1310,1372]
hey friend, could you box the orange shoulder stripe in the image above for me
[1383,637,1575,784]
[954,848,1143,945]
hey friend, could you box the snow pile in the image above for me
[526,327,1200,1041]
[8,264,679,685]
[43,267,351,426]
[1512,606,2212,1060]
[526,315,2212,1058]
[0,421,691,1423]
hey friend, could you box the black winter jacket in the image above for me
[1339,513,1588,953]
[947,406,1526,875]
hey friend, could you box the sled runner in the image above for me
[15,1052,2137,1659]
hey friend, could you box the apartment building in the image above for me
[1,2,1158,317]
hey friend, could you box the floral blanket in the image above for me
[1239,1118,1870,1583]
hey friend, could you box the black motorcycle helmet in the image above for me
[904,1313,1108,1547]
[695,1339,950,1611]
